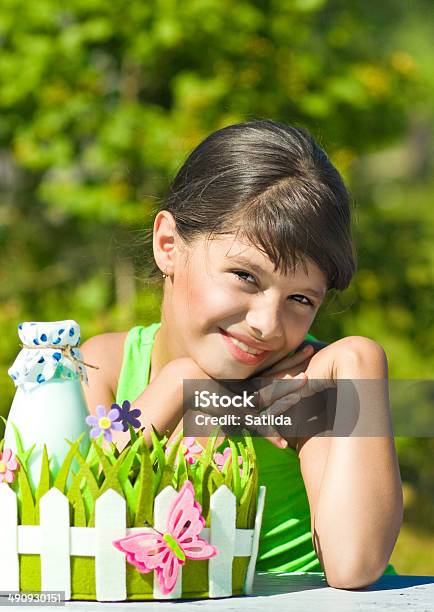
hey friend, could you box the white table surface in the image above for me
[9,572,432,612]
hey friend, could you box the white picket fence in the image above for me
[0,483,265,601]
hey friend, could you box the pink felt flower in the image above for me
[213,447,243,476]
[166,437,204,465]
[0,448,19,484]
[182,437,204,464]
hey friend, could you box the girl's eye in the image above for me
[231,271,314,307]
[232,270,256,285]
[291,295,314,307]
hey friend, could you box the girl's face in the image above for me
[168,232,328,380]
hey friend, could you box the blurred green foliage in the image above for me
[0,0,433,571]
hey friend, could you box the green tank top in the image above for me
[116,322,397,575]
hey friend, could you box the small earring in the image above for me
[162,267,168,279]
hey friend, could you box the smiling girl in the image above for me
[81,119,403,589]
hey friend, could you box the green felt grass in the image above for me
[4,426,258,600]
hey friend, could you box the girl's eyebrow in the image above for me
[228,255,326,299]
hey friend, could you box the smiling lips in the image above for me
[219,328,271,365]
[218,328,273,351]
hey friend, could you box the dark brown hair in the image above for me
[144,119,357,291]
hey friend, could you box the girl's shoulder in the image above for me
[81,331,128,396]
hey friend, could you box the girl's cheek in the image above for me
[181,268,246,329]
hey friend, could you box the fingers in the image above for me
[259,356,310,378]
[259,345,314,377]
[262,376,337,416]
[256,373,308,411]
[265,435,289,449]
[221,398,289,447]
[262,387,305,418]
[246,420,289,448]
[292,344,315,364]
[191,373,310,449]
[233,405,288,446]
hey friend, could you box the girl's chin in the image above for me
[193,359,250,381]
[214,364,257,381]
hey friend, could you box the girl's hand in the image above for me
[246,341,343,447]
[257,335,388,425]
[255,343,316,378]
[220,373,310,446]
[175,342,336,448]
[255,341,343,418]
[176,356,299,449]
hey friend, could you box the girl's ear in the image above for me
[153,210,177,276]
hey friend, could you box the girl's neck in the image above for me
[150,326,165,383]
[150,317,185,383]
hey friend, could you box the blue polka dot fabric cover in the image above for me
[8,320,87,388]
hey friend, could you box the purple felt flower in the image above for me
[112,400,142,432]
[85,404,123,442]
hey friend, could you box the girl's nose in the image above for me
[245,306,284,345]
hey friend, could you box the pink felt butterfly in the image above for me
[113,480,218,594]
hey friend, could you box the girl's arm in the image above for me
[81,334,212,449]
[81,334,312,450]
[293,337,403,589]
[80,333,127,415]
